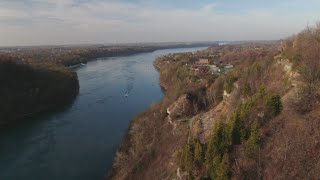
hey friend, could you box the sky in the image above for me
[0,0,319,46]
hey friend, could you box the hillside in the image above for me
[110,25,320,179]
[0,55,79,125]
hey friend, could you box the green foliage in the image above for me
[227,96,259,145]
[178,137,204,172]
[245,120,261,158]
[178,141,193,172]
[227,112,246,145]
[205,121,231,179]
[206,121,229,161]
[225,75,237,94]
[216,154,231,180]
[201,89,281,179]
[257,86,267,99]
[265,94,283,118]
[134,161,144,172]
[194,139,204,166]
[176,65,190,81]
[243,82,252,96]
[239,98,257,119]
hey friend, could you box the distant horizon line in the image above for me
[0,39,281,48]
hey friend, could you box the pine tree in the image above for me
[228,112,246,145]
[194,139,203,166]
[206,121,229,179]
[246,120,261,158]
[265,94,283,118]
[216,154,231,180]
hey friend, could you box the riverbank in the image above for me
[0,55,79,125]
[1,43,217,67]
[109,42,287,179]
[110,31,320,179]
[109,47,218,179]
[0,47,208,180]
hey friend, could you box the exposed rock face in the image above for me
[167,94,193,120]
[223,90,231,98]
[111,36,320,179]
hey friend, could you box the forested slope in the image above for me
[0,55,79,125]
[110,24,320,179]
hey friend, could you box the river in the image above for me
[0,47,207,180]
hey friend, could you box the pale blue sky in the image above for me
[0,0,319,46]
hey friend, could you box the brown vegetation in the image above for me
[110,24,320,180]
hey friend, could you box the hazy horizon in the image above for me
[0,0,319,46]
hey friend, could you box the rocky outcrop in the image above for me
[167,94,193,120]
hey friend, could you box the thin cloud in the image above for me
[0,0,318,46]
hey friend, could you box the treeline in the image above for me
[0,55,79,125]
[7,43,215,67]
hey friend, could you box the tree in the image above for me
[246,120,261,158]
[216,154,231,180]
[225,75,237,94]
[206,121,228,162]
[265,95,283,118]
[206,121,230,179]
[180,140,194,172]
[194,139,204,166]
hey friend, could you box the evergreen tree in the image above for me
[228,112,246,145]
[246,120,261,158]
[206,121,230,179]
[194,139,203,166]
[216,154,231,180]
[265,94,283,118]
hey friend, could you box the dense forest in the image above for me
[110,24,320,179]
[0,55,79,125]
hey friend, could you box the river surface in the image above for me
[0,47,207,180]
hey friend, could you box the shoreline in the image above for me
[66,44,213,67]
[108,48,201,178]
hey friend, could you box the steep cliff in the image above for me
[110,24,320,179]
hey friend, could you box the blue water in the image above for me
[0,47,207,180]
